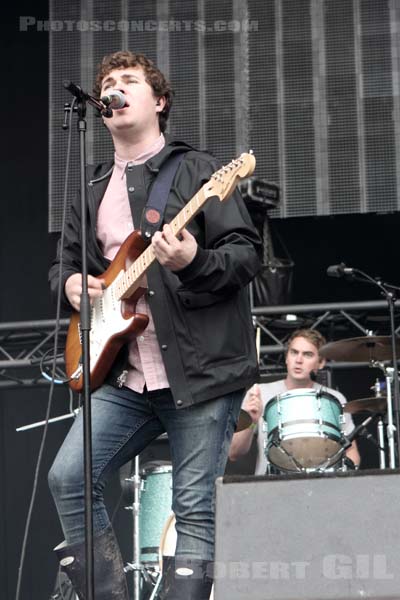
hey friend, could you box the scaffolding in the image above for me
[0,300,399,390]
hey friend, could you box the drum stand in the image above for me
[369,363,396,468]
[377,416,386,469]
[382,366,396,468]
[124,456,142,599]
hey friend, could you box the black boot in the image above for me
[54,524,129,600]
[158,556,213,600]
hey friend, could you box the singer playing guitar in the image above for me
[48,50,261,600]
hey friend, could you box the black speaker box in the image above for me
[214,470,400,600]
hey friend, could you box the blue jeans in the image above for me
[48,384,243,561]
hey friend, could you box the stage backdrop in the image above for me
[49,0,400,231]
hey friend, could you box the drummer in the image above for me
[229,328,360,473]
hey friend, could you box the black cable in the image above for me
[14,98,76,600]
[38,346,70,385]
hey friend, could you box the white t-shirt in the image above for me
[253,380,355,475]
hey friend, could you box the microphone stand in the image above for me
[340,267,400,468]
[64,82,111,600]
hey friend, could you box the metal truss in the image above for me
[0,319,69,390]
[252,299,400,376]
[0,299,399,389]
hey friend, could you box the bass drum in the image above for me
[159,514,214,599]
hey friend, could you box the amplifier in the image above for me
[214,470,400,599]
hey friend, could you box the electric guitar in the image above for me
[65,152,256,392]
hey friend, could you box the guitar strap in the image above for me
[140,150,187,240]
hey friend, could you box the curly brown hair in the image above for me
[93,50,173,133]
[286,329,327,355]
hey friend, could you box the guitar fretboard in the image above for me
[116,187,206,300]
[114,153,253,301]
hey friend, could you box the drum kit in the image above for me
[263,334,400,474]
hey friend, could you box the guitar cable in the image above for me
[14,97,77,600]
[38,347,71,385]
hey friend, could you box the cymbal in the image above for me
[237,409,252,432]
[344,396,387,414]
[320,336,400,362]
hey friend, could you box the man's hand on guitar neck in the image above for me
[65,273,105,312]
[152,224,197,271]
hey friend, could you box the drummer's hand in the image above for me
[243,384,263,424]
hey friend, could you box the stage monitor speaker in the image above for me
[214,470,400,600]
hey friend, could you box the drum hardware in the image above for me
[377,418,386,469]
[377,365,397,468]
[124,455,143,600]
[342,368,396,468]
[335,394,388,470]
[333,412,385,471]
[324,268,400,463]
[371,378,387,469]
[320,332,400,468]
[310,444,346,473]
[342,377,390,469]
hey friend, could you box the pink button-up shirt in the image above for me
[96,134,170,392]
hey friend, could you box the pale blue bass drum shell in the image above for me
[263,388,344,472]
[139,462,173,565]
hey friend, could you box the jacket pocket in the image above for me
[176,289,228,309]
[177,290,249,368]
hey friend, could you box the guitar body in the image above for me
[65,230,150,392]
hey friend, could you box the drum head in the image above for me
[268,437,342,471]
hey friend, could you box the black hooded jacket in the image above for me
[49,137,262,407]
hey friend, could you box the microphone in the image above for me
[63,80,112,117]
[100,90,127,110]
[326,263,354,278]
[343,414,373,447]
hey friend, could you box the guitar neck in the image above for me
[117,187,207,300]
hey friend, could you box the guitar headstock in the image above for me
[203,152,256,202]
